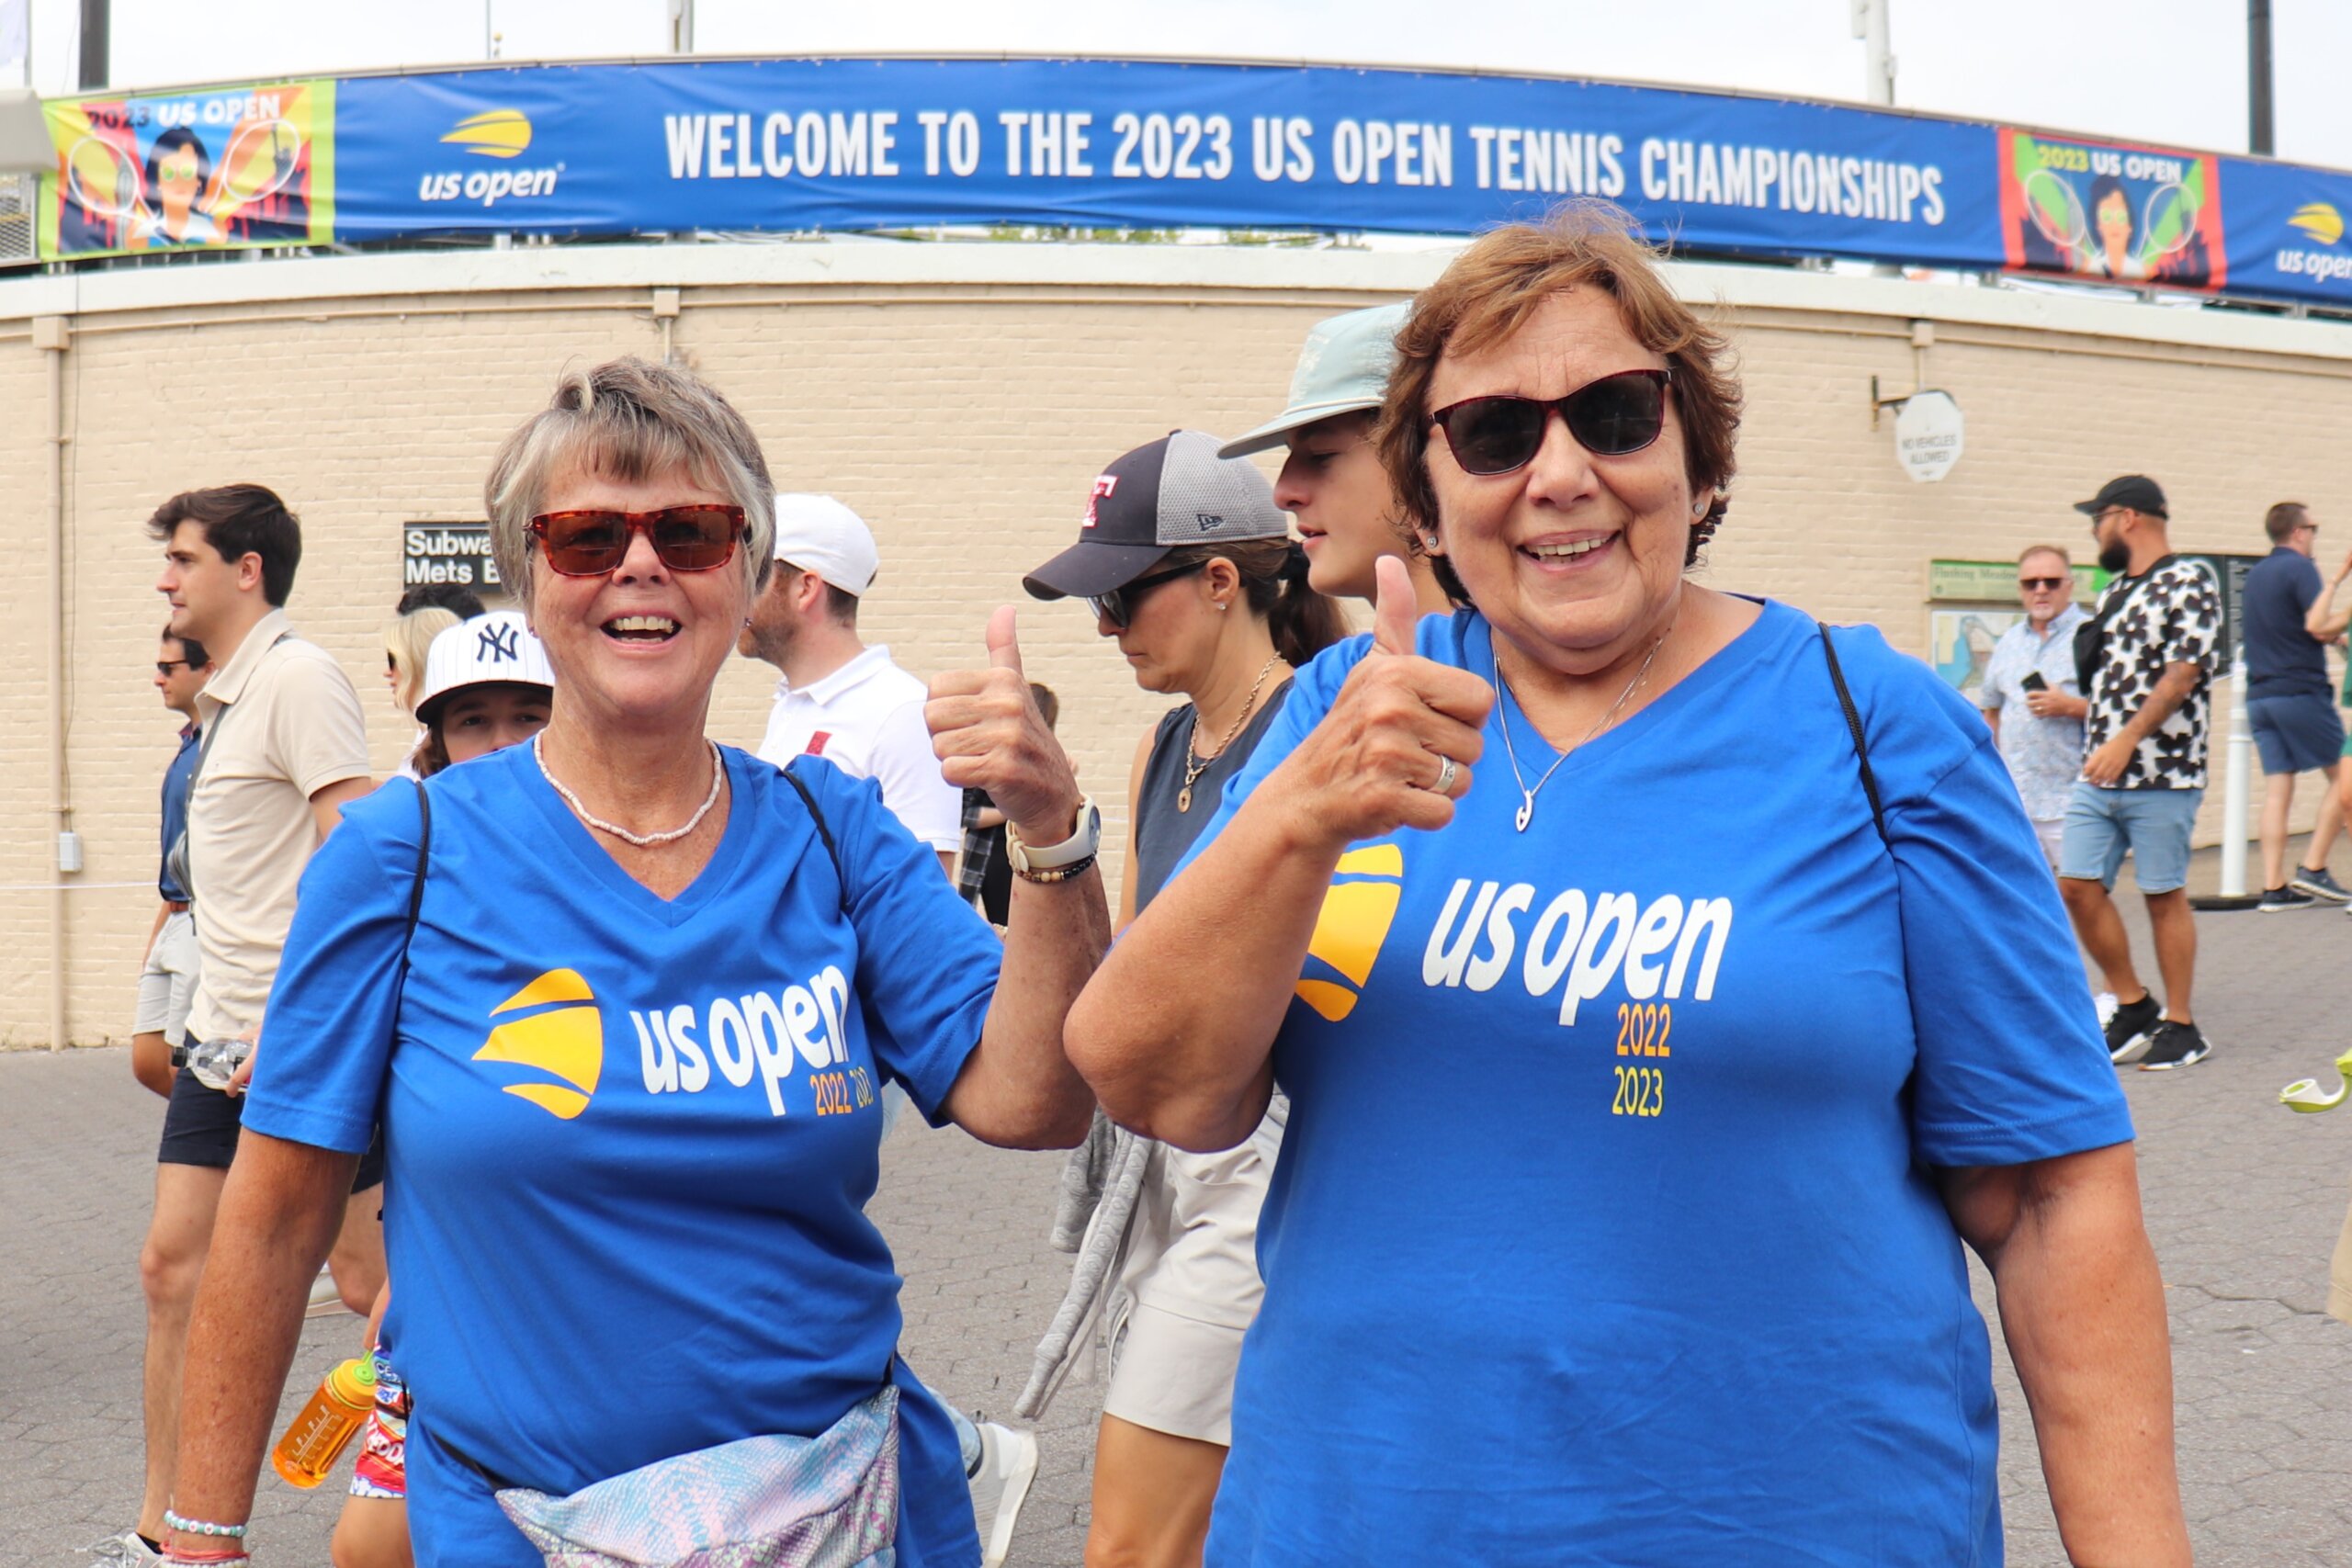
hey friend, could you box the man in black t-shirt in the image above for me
[2242,502,2348,910]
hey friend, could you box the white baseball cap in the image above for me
[771,493,880,597]
[415,611,555,727]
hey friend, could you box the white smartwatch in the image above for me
[1005,795,1102,882]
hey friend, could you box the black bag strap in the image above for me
[781,762,850,916]
[1817,623,1892,854]
[397,778,432,998]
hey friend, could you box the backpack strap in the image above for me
[781,762,850,917]
[1816,623,1892,854]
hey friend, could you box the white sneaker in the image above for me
[83,1530,163,1564]
[2093,991,2118,1027]
[967,1417,1038,1568]
[305,1264,349,1318]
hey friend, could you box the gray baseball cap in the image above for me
[1023,430,1289,601]
[1217,302,1410,459]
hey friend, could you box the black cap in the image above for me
[2074,475,2168,520]
[1022,431,1289,601]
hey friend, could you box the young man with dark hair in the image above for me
[2242,501,2348,909]
[94,486,382,1565]
[130,628,213,1100]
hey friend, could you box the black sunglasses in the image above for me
[1088,561,1204,627]
[155,660,190,675]
[527,504,746,578]
[1428,368,1674,477]
[2018,577,2069,592]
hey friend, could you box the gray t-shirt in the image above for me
[1131,681,1293,913]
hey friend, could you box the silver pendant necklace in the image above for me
[535,734,725,848]
[1493,626,1671,833]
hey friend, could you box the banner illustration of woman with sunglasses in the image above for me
[40,80,335,260]
[1997,127,2226,291]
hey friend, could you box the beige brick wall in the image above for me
[1,244,2346,1048]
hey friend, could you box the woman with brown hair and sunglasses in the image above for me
[164,358,1110,1568]
[1067,207,2188,1565]
[1016,431,1344,1568]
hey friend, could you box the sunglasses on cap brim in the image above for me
[1429,368,1673,477]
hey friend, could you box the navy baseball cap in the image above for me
[1022,431,1289,601]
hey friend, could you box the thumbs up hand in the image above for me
[928,607,1082,846]
[1260,554,1494,852]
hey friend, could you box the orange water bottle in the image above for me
[271,1355,376,1487]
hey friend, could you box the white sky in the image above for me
[17,0,2352,174]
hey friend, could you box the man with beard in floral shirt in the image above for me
[2058,476,2222,1071]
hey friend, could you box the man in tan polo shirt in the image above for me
[96,486,379,1564]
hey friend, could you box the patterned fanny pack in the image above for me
[470,1384,901,1568]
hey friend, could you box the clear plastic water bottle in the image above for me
[271,1355,376,1488]
[186,1037,252,1091]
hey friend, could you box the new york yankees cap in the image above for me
[415,610,555,726]
[1022,430,1290,601]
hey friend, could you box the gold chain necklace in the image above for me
[1180,654,1280,812]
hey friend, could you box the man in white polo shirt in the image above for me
[95,485,380,1565]
[742,493,963,875]
[736,493,1038,1566]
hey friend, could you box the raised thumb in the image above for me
[985,605,1025,675]
[1371,554,1419,656]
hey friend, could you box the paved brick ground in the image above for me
[6,865,2352,1566]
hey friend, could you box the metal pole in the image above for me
[40,319,67,1050]
[2248,0,2275,155]
[1851,0,1894,107]
[2220,652,2254,897]
[75,0,104,88]
[670,0,694,54]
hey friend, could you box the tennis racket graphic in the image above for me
[62,135,145,220]
[2020,166,2089,265]
[2136,180,2198,268]
[201,118,302,222]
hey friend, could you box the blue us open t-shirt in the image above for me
[243,744,1000,1568]
[1180,600,2132,1567]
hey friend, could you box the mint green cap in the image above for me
[1218,302,1410,459]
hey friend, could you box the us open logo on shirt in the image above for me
[473,968,605,1120]
[1295,844,1407,1021]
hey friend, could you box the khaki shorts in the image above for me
[2331,1173,2352,1328]
[133,910,200,1048]
[1102,1108,1283,1447]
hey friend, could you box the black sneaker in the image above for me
[2290,866,2351,903]
[2104,994,2163,1065]
[2138,1019,2211,1071]
[2260,886,2319,912]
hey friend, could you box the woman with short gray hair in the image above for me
[166,357,1111,1568]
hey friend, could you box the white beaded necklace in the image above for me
[534,734,725,848]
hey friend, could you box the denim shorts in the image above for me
[2058,783,2203,894]
[2247,694,2346,776]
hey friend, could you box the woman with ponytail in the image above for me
[1015,432,1344,1568]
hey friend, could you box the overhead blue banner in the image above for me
[319,56,2352,311]
[333,58,1999,269]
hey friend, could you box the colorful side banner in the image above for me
[27,57,2352,315]
[40,79,334,259]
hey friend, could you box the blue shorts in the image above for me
[2058,783,2203,894]
[2247,694,2346,776]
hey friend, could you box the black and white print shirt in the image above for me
[2083,558,2222,790]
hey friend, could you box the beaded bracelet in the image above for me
[162,1510,247,1539]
